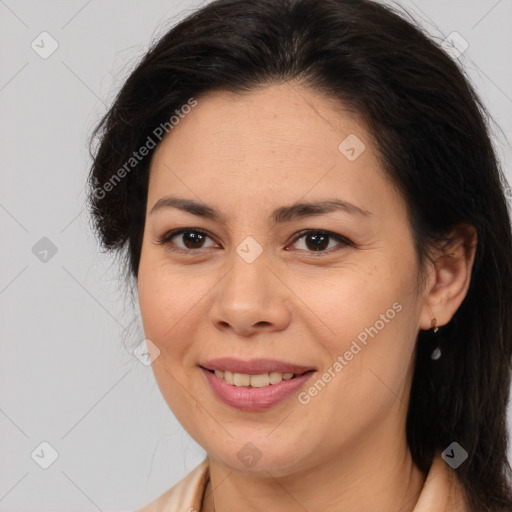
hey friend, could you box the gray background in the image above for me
[1,1,511,510]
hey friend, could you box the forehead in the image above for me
[165,84,366,150]
[151,84,374,174]
[146,83,404,222]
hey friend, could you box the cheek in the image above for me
[137,254,208,352]
[137,256,207,428]
[307,254,419,384]
[302,264,406,339]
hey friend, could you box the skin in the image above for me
[136,82,477,512]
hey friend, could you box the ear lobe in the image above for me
[418,224,477,331]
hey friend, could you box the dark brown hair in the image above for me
[87,0,512,509]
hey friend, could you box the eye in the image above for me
[157,228,352,255]
[287,229,351,253]
[157,228,219,252]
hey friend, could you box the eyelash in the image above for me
[156,228,353,255]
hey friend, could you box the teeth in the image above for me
[212,370,298,387]
[233,373,250,386]
[269,371,283,384]
[249,373,270,388]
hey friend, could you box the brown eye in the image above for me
[178,230,207,249]
[289,230,350,253]
[159,228,218,251]
[304,232,330,251]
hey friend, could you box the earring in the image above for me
[430,317,441,360]
[431,347,442,360]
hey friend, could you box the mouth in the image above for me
[198,358,316,411]
[201,368,314,388]
[200,357,315,375]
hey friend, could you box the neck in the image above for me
[201,427,426,512]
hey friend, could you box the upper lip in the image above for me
[200,357,315,375]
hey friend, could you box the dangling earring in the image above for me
[431,347,442,360]
[429,314,441,360]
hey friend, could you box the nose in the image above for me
[209,251,292,337]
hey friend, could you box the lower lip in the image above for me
[200,367,315,411]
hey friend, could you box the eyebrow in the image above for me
[149,195,372,225]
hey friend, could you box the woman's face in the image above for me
[137,83,429,476]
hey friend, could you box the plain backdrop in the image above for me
[1,0,511,510]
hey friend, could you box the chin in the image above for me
[207,436,312,477]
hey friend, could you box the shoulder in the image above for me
[134,458,210,512]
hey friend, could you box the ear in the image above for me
[418,224,478,331]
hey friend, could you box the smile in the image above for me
[209,369,298,387]
[199,359,316,411]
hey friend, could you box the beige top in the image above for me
[135,453,468,512]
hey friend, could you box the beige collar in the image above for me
[135,453,468,512]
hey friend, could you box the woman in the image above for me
[87,0,512,510]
